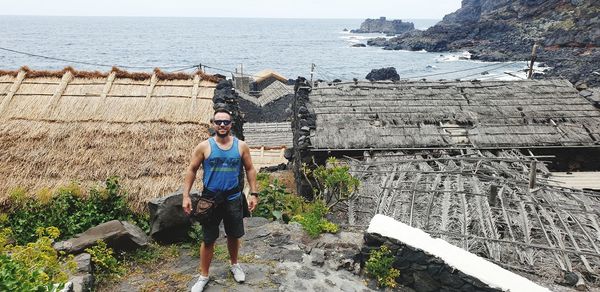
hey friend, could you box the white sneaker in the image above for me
[230,263,246,283]
[191,275,209,292]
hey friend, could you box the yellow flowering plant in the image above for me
[0,226,76,291]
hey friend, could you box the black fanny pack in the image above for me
[201,186,241,201]
[193,186,241,224]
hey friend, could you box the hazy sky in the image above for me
[2,0,462,19]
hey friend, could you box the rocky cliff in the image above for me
[368,0,600,85]
[351,17,414,34]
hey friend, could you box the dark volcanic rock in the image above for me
[351,17,415,34]
[54,220,150,254]
[238,93,294,123]
[365,67,400,81]
[148,190,200,243]
[369,0,600,86]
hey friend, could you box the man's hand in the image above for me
[248,195,258,212]
[182,195,192,215]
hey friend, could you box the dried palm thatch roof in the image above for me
[0,67,220,212]
[337,150,600,285]
[307,80,600,149]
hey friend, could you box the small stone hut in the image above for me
[291,78,600,287]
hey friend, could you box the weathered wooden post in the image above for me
[529,160,537,189]
[489,184,499,206]
[527,43,538,79]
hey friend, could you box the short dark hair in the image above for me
[213,108,232,117]
[211,108,232,124]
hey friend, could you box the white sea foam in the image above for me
[435,51,472,62]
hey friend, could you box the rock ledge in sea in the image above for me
[351,17,414,35]
[366,1,600,86]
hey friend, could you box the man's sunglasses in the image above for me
[213,120,232,126]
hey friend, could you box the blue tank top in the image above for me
[203,137,242,201]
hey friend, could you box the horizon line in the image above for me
[0,14,442,20]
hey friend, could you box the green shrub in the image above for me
[365,245,400,288]
[291,199,339,238]
[303,157,360,209]
[0,226,76,291]
[256,173,339,238]
[188,222,204,244]
[1,177,147,244]
[254,176,305,222]
[85,240,125,283]
[187,222,204,257]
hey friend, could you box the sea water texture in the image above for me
[0,16,530,81]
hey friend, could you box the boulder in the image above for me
[63,254,94,292]
[575,80,588,91]
[365,67,400,81]
[148,190,201,243]
[67,274,94,292]
[73,253,92,273]
[351,43,366,47]
[54,220,149,254]
[310,248,325,267]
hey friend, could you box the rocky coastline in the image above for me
[365,1,600,86]
[351,17,414,35]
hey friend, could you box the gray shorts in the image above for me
[201,195,245,244]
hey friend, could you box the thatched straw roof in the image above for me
[237,81,293,107]
[0,67,220,212]
[307,79,600,149]
[254,69,288,84]
[338,149,600,284]
[243,122,293,148]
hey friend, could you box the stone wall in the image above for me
[213,79,244,139]
[290,77,325,199]
[238,93,294,123]
[362,232,503,292]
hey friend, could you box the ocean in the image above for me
[0,16,529,81]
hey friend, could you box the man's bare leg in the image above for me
[200,242,215,276]
[227,237,240,264]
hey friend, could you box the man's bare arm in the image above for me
[182,142,206,214]
[240,141,258,211]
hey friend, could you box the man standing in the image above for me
[182,108,259,292]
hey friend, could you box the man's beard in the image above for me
[216,129,230,138]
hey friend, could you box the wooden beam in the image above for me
[0,69,26,117]
[45,70,73,117]
[94,71,116,117]
[145,72,158,101]
[529,161,537,189]
[408,173,422,227]
[189,74,200,119]
[101,72,116,99]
